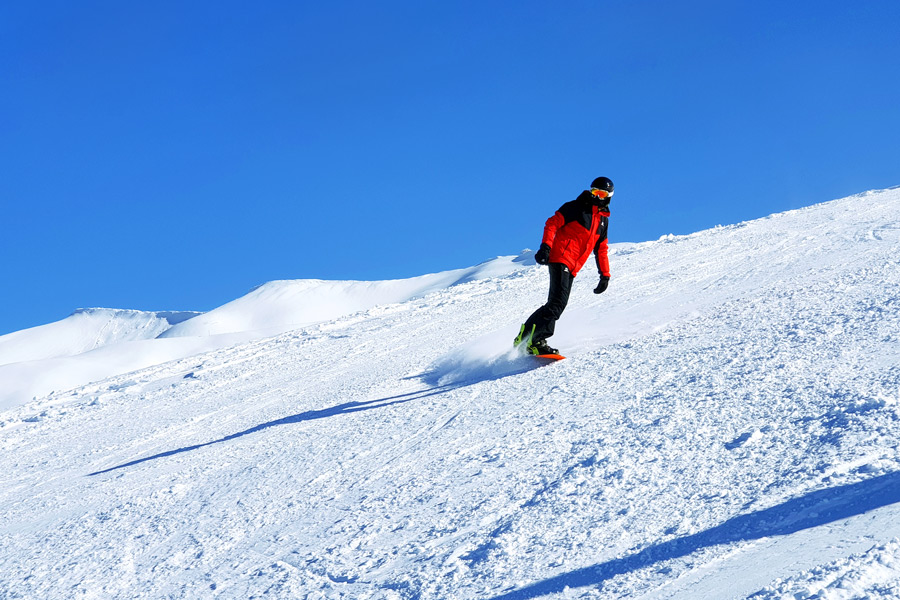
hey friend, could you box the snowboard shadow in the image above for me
[490,470,900,599]
[87,383,467,476]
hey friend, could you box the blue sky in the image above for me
[2,1,899,335]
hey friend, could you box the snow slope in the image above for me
[0,253,533,411]
[1,187,900,599]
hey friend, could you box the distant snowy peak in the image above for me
[0,308,201,367]
[161,251,535,338]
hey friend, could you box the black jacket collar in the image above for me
[577,190,610,213]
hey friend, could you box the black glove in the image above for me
[535,243,551,265]
[594,275,609,294]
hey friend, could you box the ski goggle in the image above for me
[591,188,613,199]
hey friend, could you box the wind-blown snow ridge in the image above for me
[160,250,536,338]
[1,188,900,599]
[0,307,201,367]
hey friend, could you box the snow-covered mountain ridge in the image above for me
[1,187,900,599]
[0,253,534,410]
[0,308,200,367]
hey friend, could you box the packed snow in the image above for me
[1,187,900,599]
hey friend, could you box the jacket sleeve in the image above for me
[594,237,610,277]
[541,211,565,247]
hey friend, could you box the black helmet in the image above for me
[590,176,614,196]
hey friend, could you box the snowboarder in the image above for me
[514,176,614,356]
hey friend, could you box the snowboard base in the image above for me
[534,353,566,361]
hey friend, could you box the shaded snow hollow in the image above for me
[2,187,900,599]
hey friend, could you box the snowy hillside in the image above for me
[2,187,900,599]
[0,253,532,411]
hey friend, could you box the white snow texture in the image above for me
[1,187,900,599]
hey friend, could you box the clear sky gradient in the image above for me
[2,1,899,335]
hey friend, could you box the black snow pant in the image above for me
[523,262,574,342]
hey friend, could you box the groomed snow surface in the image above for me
[2,187,900,599]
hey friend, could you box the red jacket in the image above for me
[542,191,610,278]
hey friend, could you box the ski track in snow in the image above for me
[1,188,900,598]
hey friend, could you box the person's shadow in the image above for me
[489,470,900,599]
[89,351,551,477]
[87,384,464,476]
